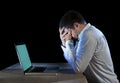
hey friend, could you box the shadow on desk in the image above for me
[0,63,88,83]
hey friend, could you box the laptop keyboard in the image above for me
[31,67,46,72]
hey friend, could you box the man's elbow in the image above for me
[73,66,84,74]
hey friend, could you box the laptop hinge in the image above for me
[24,66,33,73]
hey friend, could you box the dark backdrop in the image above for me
[1,2,119,80]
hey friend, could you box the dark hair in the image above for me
[59,10,86,29]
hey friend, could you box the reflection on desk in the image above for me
[0,63,88,83]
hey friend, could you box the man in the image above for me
[59,10,119,83]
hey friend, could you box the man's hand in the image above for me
[59,28,72,47]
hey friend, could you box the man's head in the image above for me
[59,10,86,39]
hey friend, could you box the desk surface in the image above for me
[0,63,88,83]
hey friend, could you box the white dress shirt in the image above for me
[61,23,119,83]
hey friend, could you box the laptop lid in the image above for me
[15,43,32,72]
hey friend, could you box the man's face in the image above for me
[70,28,78,39]
[59,27,78,40]
[62,28,78,40]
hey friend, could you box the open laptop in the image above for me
[15,43,75,76]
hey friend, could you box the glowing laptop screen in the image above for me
[15,44,32,71]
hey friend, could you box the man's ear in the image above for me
[73,22,79,28]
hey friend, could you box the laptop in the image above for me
[14,43,75,76]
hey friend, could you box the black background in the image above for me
[0,1,120,80]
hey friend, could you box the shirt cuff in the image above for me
[66,39,74,49]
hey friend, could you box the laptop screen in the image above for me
[15,44,32,71]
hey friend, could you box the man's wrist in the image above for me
[61,44,66,48]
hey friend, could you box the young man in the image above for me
[59,10,119,83]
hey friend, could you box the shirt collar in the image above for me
[78,23,91,40]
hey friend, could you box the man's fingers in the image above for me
[59,28,64,34]
[62,31,68,37]
[68,29,72,34]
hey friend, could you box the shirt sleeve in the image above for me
[61,32,97,73]
[61,40,75,64]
